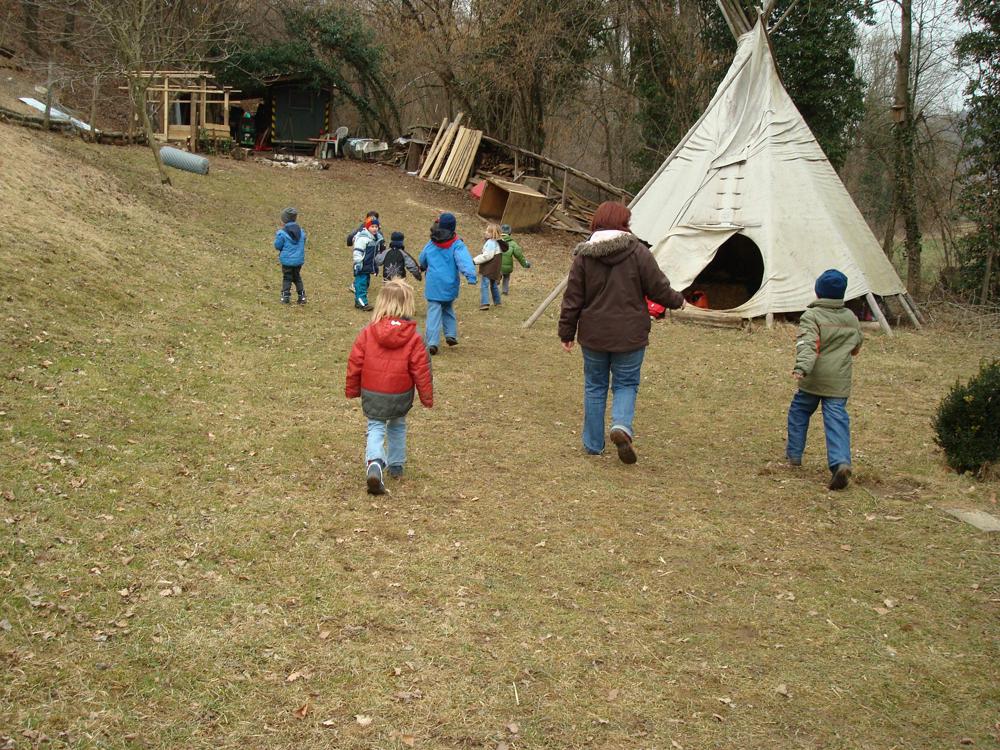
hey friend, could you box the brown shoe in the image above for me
[828,464,852,491]
[609,427,637,464]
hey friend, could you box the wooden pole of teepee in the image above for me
[866,292,893,336]
[523,276,568,329]
[896,294,922,330]
[903,292,926,325]
[43,61,54,130]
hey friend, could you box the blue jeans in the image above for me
[581,347,645,454]
[480,277,501,306]
[354,272,371,307]
[786,390,851,470]
[424,300,457,347]
[366,417,407,467]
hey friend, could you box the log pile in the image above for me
[0,104,144,145]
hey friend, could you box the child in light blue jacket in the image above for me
[274,207,306,304]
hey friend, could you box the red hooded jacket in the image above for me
[345,317,433,419]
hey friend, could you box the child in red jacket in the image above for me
[345,280,433,494]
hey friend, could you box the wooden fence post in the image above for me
[43,61,53,130]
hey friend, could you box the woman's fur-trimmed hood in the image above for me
[572,232,637,265]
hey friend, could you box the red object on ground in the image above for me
[646,298,666,319]
[689,290,710,309]
[469,180,486,200]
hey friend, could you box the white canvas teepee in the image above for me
[629,19,908,321]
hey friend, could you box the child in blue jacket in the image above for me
[418,212,477,354]
[275,207,306,304]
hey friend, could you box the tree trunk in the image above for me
[61,5,76,48]
[133,79,172,186]
[21,1,39,54]
[982,244,996,304]
[881,193,897,262]
[892,0,923,295]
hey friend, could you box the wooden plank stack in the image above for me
[437,127,483,188]
[418,113,483,189]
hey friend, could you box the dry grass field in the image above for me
[1,123,998,749]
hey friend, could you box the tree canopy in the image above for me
[954,0,1000,302]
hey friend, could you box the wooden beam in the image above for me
[161,76,169,136]
[89,74,99,139]
[769,0,801,33]
[897,294,922,329]
[523,276,569,329]
[189,91,198,152]
[479,134,630,199]
[866,292,893,336]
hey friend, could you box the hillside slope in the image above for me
[1,123,998,750]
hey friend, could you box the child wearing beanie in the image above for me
[786,269,864,490]
[275,207,307,304]
[418,212,477,354]
[499,223,531,295]
[352,215,384,311]
[376,231,422,282]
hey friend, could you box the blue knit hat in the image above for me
[390,231,404,248]
[438,212,457,232]
[815,269,848,300]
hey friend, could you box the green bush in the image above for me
[932,359,1000,475]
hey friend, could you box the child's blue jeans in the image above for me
[424,300,457,347]
[366,416,406,467]
[480,277,501,306]
[786,390,851,470]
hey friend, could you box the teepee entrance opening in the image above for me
[684,233,764,310]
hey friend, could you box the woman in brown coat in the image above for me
[558,202,684,463]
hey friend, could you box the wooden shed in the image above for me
[265,78,335,152]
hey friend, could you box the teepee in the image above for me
[626,5,921,332]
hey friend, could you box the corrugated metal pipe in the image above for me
[159,146,209,175]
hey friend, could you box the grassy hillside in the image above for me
[1,123,998,749]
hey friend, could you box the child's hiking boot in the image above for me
[297,295,307,305]
[445,337,458,347]
[609,427,637,465]
[427,345,438,356]
[366,461,386,495]
[388,464,404,479]
[480,304,490,311]
[828,464,852,491]
[280,293,291,304]
[787,455,802,467]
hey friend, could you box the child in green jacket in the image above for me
[786,269,864,490]
[499,224,531,295]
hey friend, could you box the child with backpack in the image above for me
[345,280,433,494]
[352,215,384,311]
[499,223,531,295]
[274,207,306,304]
[418,213,477,355]
[786,269,864,490]
[473,223,504,310]
[376,231,422,282]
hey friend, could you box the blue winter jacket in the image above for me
[275,222,306,267]
[418,237,477,302]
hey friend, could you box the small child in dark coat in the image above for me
[376,232,422,282]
